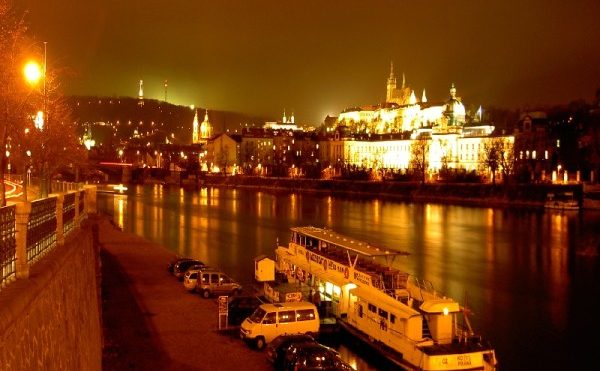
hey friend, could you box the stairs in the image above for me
[422,316,432,339]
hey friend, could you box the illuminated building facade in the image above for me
[192,109,213,145]
[206,133,240,174]
[325,64,514,176]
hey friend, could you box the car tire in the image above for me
[255,336,266,350]
[202,289,211,299]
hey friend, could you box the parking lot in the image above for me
[99,217,271,370]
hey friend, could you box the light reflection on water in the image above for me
[99,185,600,371]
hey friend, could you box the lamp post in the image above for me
[40,42,48,198]
[23,43,48,198]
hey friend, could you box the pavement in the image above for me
[97,216,272,371]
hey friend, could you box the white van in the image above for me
[240,301,319,350]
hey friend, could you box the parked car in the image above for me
[183,267,206,291]
[195,269,242,298]
[173,259,205,280]
[281,342,353,371]
[228,295,264,326]
[265,334,317,368]
[167,256,193,273]
[240,301,319,350]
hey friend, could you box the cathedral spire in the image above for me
[192,109,199,144]
[409,90,417,105]
[402,72,406,89]
[386,61,397,103]
[421,89,427,103]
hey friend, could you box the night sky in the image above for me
[20,0,600,124]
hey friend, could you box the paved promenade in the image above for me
[97,216,271,370]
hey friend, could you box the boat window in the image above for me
[390,314,396,324]
[378,308,388,319]
[368,303,377,313]
[358,304,363,318]
[278,310,296,323]
[263,312,276,324]
[297,309,316,321]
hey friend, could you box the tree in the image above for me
[497,137,515,184]
[481,136,515,185]
[0,0,33,205]
[1,0,86,202]
[481,137,502,184]
[410,136,429,183]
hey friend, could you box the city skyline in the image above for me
[20,0,600,124]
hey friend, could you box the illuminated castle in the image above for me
[337,63,467,134]
[327,63,512,175]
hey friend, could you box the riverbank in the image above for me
[98,216,271,370]
[179,175,586,209]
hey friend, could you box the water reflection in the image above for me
[98,185,600,371]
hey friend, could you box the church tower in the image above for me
[386,61,396,103]
[199,110,213,143]
[192,109,200,144]
[138,80,144,107]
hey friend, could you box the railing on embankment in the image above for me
[0,185,101,370]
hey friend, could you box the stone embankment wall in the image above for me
[188,175,583,208]
[0,221,101,370]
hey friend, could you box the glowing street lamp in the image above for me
[23,61,42,85]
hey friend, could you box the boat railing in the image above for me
[302,243,412,294]
[407,276,439,301]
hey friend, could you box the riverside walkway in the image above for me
[97,216,270,370]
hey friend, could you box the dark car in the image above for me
[173,259,205,280]
[228,295,263,326]
[167,256,193,273]
[282,342,353,371]
[265,334,316,368]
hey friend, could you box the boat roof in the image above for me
[290,226,409,257]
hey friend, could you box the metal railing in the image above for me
[0,205,16,288]
[0,184,94,290]
[63,193,76,237]
[26,198,57,263]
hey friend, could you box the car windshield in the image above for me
[248,307,266,323]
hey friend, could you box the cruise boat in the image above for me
[274,226,497,371]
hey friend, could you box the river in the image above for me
[97,184,600,371]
